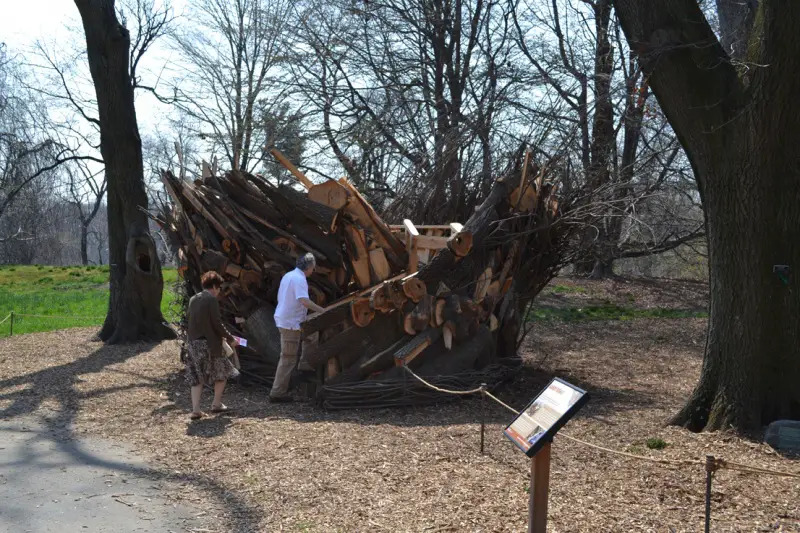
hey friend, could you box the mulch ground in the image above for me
[0,277,798,532]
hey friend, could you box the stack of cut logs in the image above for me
[157,149,564,405]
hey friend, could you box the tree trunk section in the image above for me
[75,0,174,343]
[613,0,800,432]
[80,223,89,266]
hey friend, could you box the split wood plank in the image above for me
[270,147,314,190]
[394,328,442,366]
[308,180,349,210]
[345,225,371,288]
[403,219,419,273]
[414,234,449,250]
[368,248,391,282]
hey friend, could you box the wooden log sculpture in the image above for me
[156,148,571,407]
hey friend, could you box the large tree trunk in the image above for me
[614,0,800,431]
[75,0,175,343]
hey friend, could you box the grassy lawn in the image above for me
[0,264,179,337]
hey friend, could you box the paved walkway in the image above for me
[0,418,205,533]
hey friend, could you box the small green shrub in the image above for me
[646,437,668,450]
[69,271,83,277]
[36,277,54,284]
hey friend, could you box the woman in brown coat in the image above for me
[185,271,239,420]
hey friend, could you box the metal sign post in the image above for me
[529,440,552,533]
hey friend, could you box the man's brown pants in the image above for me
[271,328,301,398]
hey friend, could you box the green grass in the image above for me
[0,264,179,337]
[646,437,669,450]
[528,303,707,322]
[546,284,588,294]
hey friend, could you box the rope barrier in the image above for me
[402,365,486,395]
[0,313,11,325]
[8,312,105,320]
[405,363,800,477]
[557,432,704,467]
[717,459,800,479]
[484,389,520,415]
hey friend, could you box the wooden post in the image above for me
[528,441,551,533]
[403,219,419,273]
[705,455,714,533]
[9,311,14,337]
[480,383,487,455]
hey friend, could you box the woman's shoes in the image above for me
[189,411,203,420]
[210,403,233,413]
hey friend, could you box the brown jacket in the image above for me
[187,290,234,359]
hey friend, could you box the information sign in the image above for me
[504,378,588,457]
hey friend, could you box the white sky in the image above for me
[0,0,181,133]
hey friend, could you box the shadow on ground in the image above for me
[0,341,262,532]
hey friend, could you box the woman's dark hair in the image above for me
[201,271,224,289]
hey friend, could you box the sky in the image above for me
[0,0,182,133]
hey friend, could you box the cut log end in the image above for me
[447,231,473,257]
[351,298,375,327]
[402,277,427,303]
[403,313,417,335]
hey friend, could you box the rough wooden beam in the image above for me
[308,180,350,210]
[394,328,442,367]
[270,147,314,190]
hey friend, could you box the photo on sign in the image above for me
[504,378,586,455]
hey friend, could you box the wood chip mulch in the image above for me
[1,303,798,531]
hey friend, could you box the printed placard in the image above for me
[504,378,588,457]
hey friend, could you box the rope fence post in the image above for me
[480,383,487,455]
[9,311,13,336]
[705,455,716,533]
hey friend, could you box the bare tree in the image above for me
[289,0,521,222]
[170,0,293,173]
[74,0,175,342]
[61,161,107,265]
[511,0,703,277]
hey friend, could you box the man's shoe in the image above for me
[297,360,314,372]
[269,395,293,404]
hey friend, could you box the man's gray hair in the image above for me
[296,252,316,271]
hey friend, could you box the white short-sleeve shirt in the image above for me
[274,268,310,330]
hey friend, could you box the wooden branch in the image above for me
[270,147,313,190]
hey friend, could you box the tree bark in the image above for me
[614,0,800,431]
[80,223,89,266]
[75,0,174,343]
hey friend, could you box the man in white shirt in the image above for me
[271,253,325,402]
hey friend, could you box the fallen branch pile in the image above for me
[156,151,569,406]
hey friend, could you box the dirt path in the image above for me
[0,416,206,533]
